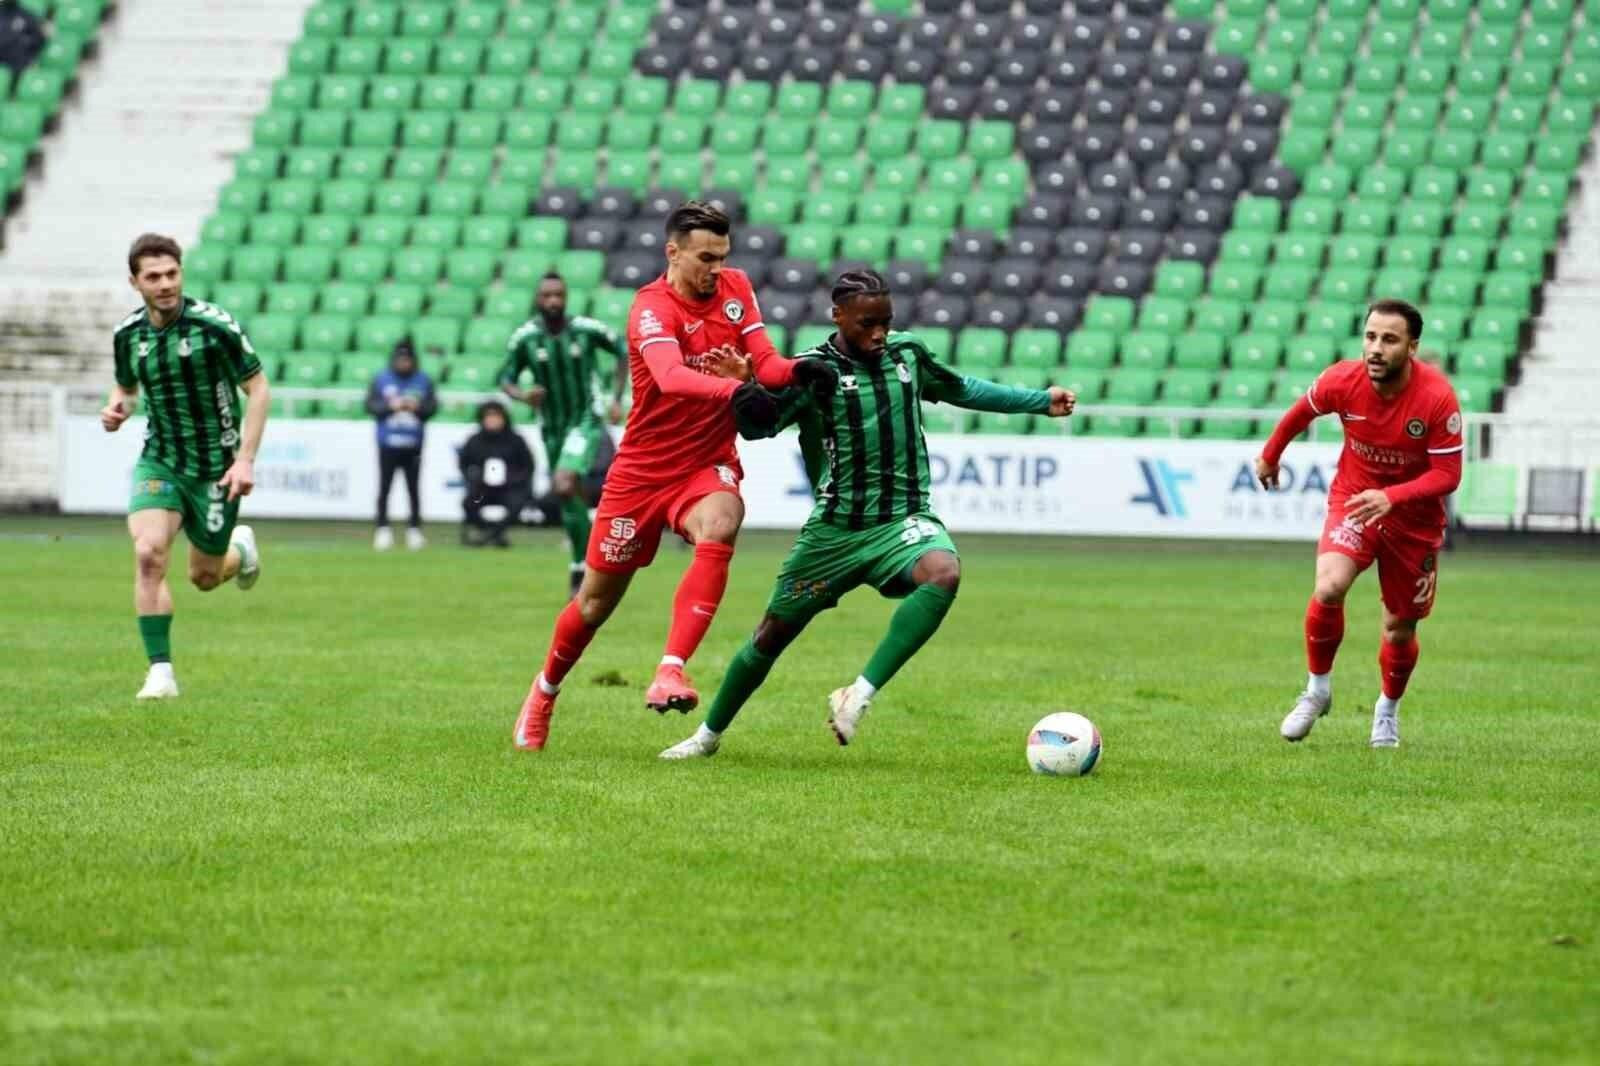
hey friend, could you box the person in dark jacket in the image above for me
[366,338,437,550]
[459,400,535,548]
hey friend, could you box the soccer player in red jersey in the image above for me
[1255,299,1463,748]
[512,200,838,751]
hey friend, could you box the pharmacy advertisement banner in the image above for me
[58,415,1341,540]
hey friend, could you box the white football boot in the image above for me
[230,524,261,590]
[405,526,426,551]
[1370,703,1400,748]
[136,662,179,701]
[828,687,873,746]
[373,525,394,551]
[659,728,721,760]
[1280,689,1332,742]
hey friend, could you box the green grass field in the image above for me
[2,518,1596,1065]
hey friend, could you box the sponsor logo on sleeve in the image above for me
[638,309,664,337]
[1446,411,1462,435]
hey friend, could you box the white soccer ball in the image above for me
[1027,712,1102,777]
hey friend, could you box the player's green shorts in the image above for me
[766,513,959,622]
[128,455,239,557]
[548,422,605,477]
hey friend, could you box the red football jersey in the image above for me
[615,268,773,490]
[1307,358,1464,527]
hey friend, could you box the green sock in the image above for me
[704,640,778,734]
[561,497,591,565]
[138,614,172,664]
[861,584,955,689]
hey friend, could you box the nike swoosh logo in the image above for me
[684,321,703,334]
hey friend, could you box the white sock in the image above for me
[149,662,174,679]
[660,654,685,668]
[850,676,877,702]
[1307,672,1331,698]
[1375,695,1400,717]
[569,562,585,572]
[695,723,720,743]
[536,673,560,696]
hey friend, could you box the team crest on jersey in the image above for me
[1405,418,1426,438]
[178,338,191,358]
[137,340,150,358]
[722,299,745,323]
[535,346,550,362]
[1446,411,1462,435]
[895,363,911,383]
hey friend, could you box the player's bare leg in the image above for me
[1372,612,1418,748]
[649,490,742,714]
[515,566,632,750]
[1282,552,1360,741]
[661,612,808,760]
[130,509,182,699]
[187,534,252,593]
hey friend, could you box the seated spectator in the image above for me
[459,401,534,548]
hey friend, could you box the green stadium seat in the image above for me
[955,329,1007,369]
[1138,297,1188,335]
[1066,330,1116,370]
[828,80,876,119]
[284,246,335,285]
[1455,464,1518,524]
[921,406,971,435]
[1286,335,1337,372]
[1119,331,1173,371]
[1106,369,1160,405]
[1059,369,1108,402]
[249,313,300,352]
[1231,333,1284,373]
[318,283,369,316]
[1154,261,1204,301]
[230,246,281,284]
[1172,332,1226,371]
[1192,298,1245,337]
[212,281,264,314]
[280,352,339,387]
[1010,330,1063,369]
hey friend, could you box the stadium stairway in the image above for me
[0,0,314,287]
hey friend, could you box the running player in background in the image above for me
[498,271,627,597]
[1257,299,1463,748]
[100,233,269,700]
[512,200,839,751]
[660,269,1075,760]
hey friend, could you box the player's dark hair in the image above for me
[128,233,182,276]
[664,199,731,243]
[540,270,563,284]
[831,269,890,307]
[1367,298,1424,341]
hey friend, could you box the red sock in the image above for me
[1379,637,1419,700]
[663,541,734,663]
[1304,597,1345,675]
[541,600,598,687]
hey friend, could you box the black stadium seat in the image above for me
[949,229,1001,259]
[1056,229,1109,261]
[769,258,819,293]
[916,292,970,328]
[973,294,1024,330]
[935,257,988,294]
[1026,295,1082,331]
[989,258,1041,298]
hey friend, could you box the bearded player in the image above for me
[1258,299,1463,748]
[511,200,838,751]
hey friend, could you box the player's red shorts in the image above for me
[1318,495,1445,620]
[585,463,743,573]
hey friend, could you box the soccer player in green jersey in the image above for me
[660,269,1075,759]
[99,234,270,700]
[498,271,627,596]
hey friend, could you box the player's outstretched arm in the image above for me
[1256,394,1319,489]
[219,373,269,501]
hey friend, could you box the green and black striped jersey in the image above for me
[112,296,263,480]
[497,315,623,436]
[773,331,1051,530]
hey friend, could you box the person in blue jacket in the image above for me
[366,338,437,550]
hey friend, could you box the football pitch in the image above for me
[2,518,1595,1065]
